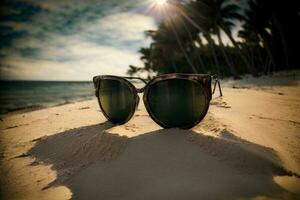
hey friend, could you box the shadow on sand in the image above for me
[27,122,298,200]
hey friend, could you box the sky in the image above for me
[0,0,248,81]
[0,0,158,80]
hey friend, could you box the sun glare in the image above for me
[155,0,166,5]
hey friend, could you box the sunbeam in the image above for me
[155,0,167,5]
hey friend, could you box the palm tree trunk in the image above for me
[222,26,257,75]
[197,36,214,71]
[260,31,277,73]
[193,45,207,72]
[166,12,198,73]
[204,33,221,75]
[179,17,206,73]
[217,30,237,76]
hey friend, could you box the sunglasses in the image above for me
[93,74,222,129]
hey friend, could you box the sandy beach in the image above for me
[1,71,300,200]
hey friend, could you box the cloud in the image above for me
[82,12,154,50]
[0,0,157,80]
[0,45,144,80]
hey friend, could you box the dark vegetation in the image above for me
[128,0,300,78]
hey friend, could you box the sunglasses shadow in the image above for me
[26,122,297,200]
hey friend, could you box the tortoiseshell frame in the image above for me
[93,73,220,129]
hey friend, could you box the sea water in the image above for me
[0,81,94,114]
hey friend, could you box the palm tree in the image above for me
[239,0,275,73]
[127,48,152,76]
[144,22,188,74]
[183,0,221,75]
[127,0,299,77]
[239,0,300,73]
[207,0,254,75]
[185,0,251,76]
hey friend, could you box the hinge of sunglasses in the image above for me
[212,75,223,96]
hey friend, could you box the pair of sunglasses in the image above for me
[93,74,222,129]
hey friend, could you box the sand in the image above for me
[0,71,300,200]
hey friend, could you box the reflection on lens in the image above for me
[99,79,135,124]
[147,79,207,128]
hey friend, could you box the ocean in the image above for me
[0,81,95,114]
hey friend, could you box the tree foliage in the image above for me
[128,0,300,77]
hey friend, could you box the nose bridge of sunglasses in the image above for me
[136,87,145,93]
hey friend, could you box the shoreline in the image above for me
[1,70,299,117]
[0,96,94,117]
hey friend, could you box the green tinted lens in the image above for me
[99,78,135,124]
[147,79,207,128]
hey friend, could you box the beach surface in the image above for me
[1,71,300,200]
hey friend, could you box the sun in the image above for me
[155,0,167,5]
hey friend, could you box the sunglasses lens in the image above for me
[98,78,136,124]
[147,79,207,128]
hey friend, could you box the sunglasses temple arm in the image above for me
[212,76,223,97]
